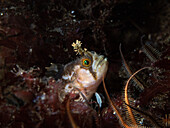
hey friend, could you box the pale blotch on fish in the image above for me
[58,40,108,102]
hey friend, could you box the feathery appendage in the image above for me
[66,98,79,128]
[103,67,150,128]
[119,44,144,90]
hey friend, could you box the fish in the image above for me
[58,48,108,102]
[12,40,108,103]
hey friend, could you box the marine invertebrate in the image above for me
[66,98,79,128]
[101,40,170,128]
[103,67,160,128]
[119,44,144,90]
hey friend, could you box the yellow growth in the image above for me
[72,40,87,55]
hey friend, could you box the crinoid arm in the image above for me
[103,67,152,128]
[102,76,130,128]
[66,98,79,128]
[124,67,149,127]
[140,36,161,63]
[119,44,144,90]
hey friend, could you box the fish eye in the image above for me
[82,58,91,67]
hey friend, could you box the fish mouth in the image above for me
[97,55,107,67]
[93,55,108,72]
[98,57,107,67]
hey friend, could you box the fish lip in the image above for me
[92,53,108,73]
[97,56,107,67]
